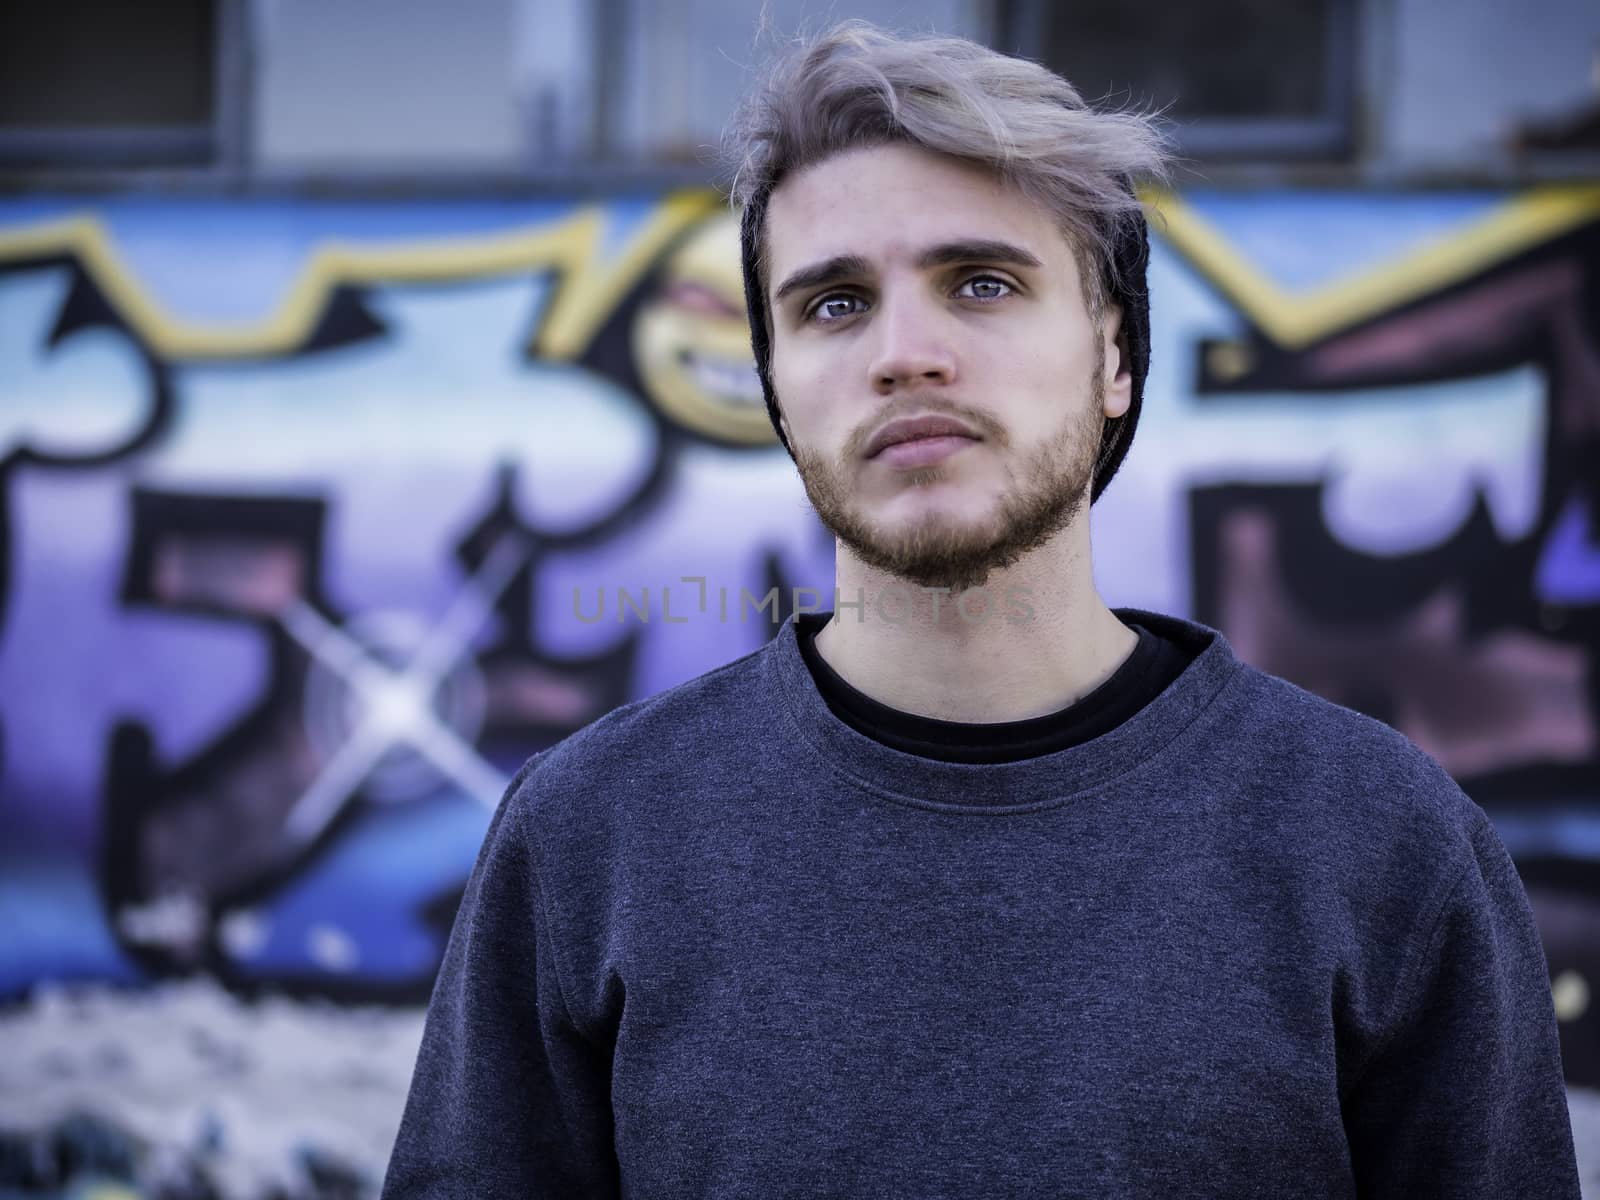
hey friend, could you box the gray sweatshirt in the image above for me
[383,611,1580,1198]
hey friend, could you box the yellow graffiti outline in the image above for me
[1143,184,1600,348]
[0,185,1596,358]
[0,191,721,361]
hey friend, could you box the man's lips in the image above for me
[871,435,976,468]
[863,415,982,460]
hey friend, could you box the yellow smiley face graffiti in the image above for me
[631,212,777,446]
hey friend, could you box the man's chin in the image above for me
[801,464,1074,592]
[836,521,1011,594]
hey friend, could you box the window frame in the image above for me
[0,0,249,170]
[996,0,1361,161]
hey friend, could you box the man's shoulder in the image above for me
[1133,609,1478,836]
[1223,657,1490,854]
[504,637,777,825]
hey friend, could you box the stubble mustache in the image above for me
[842,395,1012,462]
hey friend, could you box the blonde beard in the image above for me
[792,364,1106,594]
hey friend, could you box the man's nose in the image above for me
[865,291,957,395]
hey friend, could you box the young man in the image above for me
[384,23,1580,1198]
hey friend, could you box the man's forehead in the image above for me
[762,145,1065,280]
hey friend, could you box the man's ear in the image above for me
[1100,304,1133,420]
[769,374,793,447]
[764,343,792,446]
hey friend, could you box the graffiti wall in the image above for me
[0,188,1596,1101]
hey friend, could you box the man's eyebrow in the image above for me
[771,241,1045,307]
[772,254,873,307]
[916,239,1043,271]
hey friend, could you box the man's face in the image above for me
[764,142,1130,592]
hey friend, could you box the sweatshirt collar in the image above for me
[764,608,1246,811]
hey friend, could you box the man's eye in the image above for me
[811,294,867,322]
[958,275,1012,301]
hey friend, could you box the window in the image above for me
[0,0,236,167]
[996,0,1358,160]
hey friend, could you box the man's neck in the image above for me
[812,531,1137,724]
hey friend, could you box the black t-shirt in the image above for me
[796,611,1193,763]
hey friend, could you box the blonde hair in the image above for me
[723,20,1172,316]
